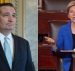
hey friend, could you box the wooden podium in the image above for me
[39,44,75,71]
[59,50,75,71]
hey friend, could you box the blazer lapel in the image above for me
[0,42,11,71]
[12,35,19,71]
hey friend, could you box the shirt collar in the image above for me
[6,33,13,41]
[0,33,13,41]
[0,33,5,41]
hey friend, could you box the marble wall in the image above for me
[24,0,38,71]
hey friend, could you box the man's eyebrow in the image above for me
[2,12,16,14]
[12,13,16,14]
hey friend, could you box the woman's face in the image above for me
[68,6,75,23]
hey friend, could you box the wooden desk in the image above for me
[38,44,60,71]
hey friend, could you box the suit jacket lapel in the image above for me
[12,35,19,71]
[0,42,11,71]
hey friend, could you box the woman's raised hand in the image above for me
[44,36,56,48]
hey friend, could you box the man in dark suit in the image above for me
[0,3,35,71]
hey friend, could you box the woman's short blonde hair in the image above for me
[67,1,75,13]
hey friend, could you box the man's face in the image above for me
[68,6,75,23]
[0,6,16,32]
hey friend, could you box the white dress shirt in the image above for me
[0,33,14,57]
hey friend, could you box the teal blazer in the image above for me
[56,21,73,71]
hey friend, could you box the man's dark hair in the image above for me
[0,3,15,8]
